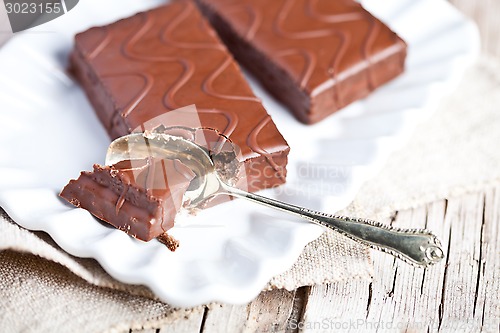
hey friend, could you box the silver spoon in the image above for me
[106,132,444,267]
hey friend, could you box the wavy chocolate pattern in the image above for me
[202,57,261,103]
[160,3,226,51]
[115,4,262,137]
[247,115,287,182]
[275,48,316,89]
[83,27,111,60]
[101,73,154,118]
[225,4,262,40]
[196,108,239,145]
[305,0,363,23]
[269,0,351,105]
[72,1,289,191]
[262,0,378,101]
[120,12,196,112]
[196,0,406,123]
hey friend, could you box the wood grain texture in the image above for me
[158,308,205,333]
[201,289,296,333]
[480,188,500,331]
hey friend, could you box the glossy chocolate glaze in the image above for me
[60,158,195,242]
[70,0,289,191]
[196,0,407,124]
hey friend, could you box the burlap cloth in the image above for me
[1,55,500,332]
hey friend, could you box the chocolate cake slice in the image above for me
[196,0,407,124]
[70,0,289,192]
[60,157,195,242]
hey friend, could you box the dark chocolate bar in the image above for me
[60,158,195,242]
[71,0,289,191]
[196,0,407,124]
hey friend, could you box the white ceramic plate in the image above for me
[0,0,478,306]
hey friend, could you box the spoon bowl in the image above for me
[106,131,222,206]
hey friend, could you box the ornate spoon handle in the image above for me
[224,185,444,267]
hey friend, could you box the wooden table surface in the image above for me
[1,1,499,332]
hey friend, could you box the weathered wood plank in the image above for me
[365,204,450,333]
[285,286,310,333]
[200,303,248,333]
[301,278,371,332]
[201,289,296,333]
[130,329,157,333]
[154,289,296,333]
[157,307,205,333]
[438,192,486,332]
[411,201,451,333]
[468,188,500,332]
[244,289,296,333]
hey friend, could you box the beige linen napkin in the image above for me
[2,55,500,332]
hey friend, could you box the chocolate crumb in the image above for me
[70,199,81,207]
[157,232,180,252]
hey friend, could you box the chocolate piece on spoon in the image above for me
[60,127,241,247]
[60,157,195,243]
